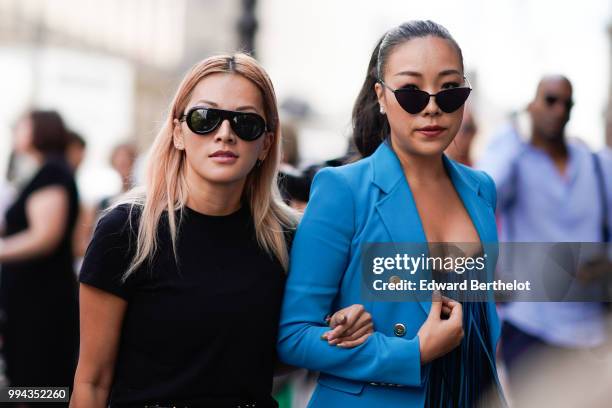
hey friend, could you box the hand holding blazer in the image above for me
[277,141,501,407]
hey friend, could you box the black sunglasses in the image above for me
[179,107,268,141]
[379,79,472,114]
[544,95,573,112]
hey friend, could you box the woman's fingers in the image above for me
[324,324,347,343]
[329,315,374,345]
[336,332,373,348]
[447,300,463,321]
[327,304,365,340]
[324,304,372,344]
[338,323,373,343]
[339,311,372,337]
[441,295,458,306]
[328,312,346,328]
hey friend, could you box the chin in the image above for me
[412,139,451,156]
[199,168,250,185]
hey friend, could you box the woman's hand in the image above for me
[417,292,464,364]
[321,304,373,348]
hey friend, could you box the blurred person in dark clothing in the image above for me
[0,110,80,401]
[279,136,359,213]
[65,130,94,260]
[66,130,87,172]
[278,122,309,210]
[280,121,300,169]
[98,142,138,212]
[110,142,137,194]
[0,153,17,233]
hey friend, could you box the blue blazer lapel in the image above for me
[444,156,501,351]
[371,142,430,316]
[443,155,496,244]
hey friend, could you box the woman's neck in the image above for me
[530,131,568,160]
[393,146,447,187]
[184,166,245,216]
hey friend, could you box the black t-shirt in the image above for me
[2,156,79,274]
[79,203,287,407]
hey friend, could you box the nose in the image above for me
[422,94,441,116]
[214,119,236,144]
[553,102,570,118]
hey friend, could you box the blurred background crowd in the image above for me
[0,0,611,407]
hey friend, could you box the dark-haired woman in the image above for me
[0,110,80,401]
[278,21,506,407]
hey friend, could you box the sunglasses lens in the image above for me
[545,95,558,106]
[394,89,431,114]
[188,108,220,133]
[545,95,573,111]
[436,87,471,113]
[232,113,266,141]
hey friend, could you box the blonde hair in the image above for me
[117,53,298,279]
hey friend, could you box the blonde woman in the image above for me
[71,54,372,408]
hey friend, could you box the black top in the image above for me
[79,203,287,408]
[425,268,506,407]
[2,156,79,272]
[0,156,80,387]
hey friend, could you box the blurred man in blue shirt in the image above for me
[478,75,612,386]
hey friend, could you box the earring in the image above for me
[256,159,263,168]
[380,106,385,115]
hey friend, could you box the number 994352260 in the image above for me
[1,387,68,402]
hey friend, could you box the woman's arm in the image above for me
[70,284,127,408]
[275,303,374,376]
[277,168,427,387]
[477,125,524,210]
[0,186,68,263]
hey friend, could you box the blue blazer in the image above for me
[277,141,502,407]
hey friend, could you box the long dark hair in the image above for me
[352,20,464,157]
[29,110,70,156]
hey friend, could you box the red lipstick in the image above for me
[209,150,238,164]
[416,125,446,138]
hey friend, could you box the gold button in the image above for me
[389,275,401,284]
[394,323,406,337]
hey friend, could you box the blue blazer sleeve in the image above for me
[277,167,424,387]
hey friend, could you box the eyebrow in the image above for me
[191,100,258,112]
[193,99,218,106]
[394,69,462,77]
[235,105,259,112]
